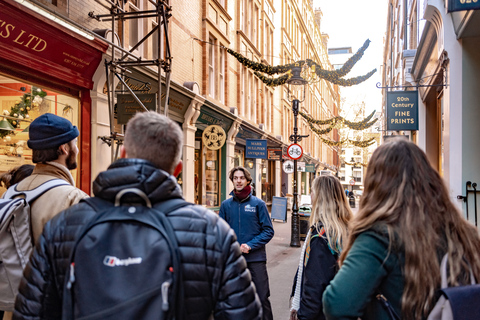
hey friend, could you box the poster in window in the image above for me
[206,180,218,193]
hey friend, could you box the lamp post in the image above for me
[286,65,309,247]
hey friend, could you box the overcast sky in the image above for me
[314,0,389,116]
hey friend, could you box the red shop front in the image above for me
[0,0,107,194]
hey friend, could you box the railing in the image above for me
[457,181,478,227]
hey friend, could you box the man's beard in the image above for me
[66,149,78,170]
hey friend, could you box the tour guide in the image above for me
[219,166,275,320]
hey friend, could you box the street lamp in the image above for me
[286,65,309,247]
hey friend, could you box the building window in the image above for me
[219,47,225,104]
[129,2,140,50]
[209,36,216,98]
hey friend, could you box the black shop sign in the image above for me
[386,91,418,131]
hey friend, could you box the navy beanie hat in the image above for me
[27,113,79,150]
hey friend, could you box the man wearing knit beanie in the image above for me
[15,113,88,244]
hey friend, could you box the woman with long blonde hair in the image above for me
[323,138,480,320]
[290,175,352,320]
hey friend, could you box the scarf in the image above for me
[234,185,251,201]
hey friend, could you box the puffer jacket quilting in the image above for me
[13,158,261,320]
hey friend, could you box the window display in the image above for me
[0,75,80,193]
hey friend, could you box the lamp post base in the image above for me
[290,213,301,247]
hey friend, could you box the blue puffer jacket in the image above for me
[219,190,274,262]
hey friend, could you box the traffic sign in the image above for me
[349,179,355,186]
[283,160,294,174]
[287,143,303,160]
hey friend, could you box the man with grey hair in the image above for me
[13,111,262,320]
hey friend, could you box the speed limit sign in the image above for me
[287,143,303,160]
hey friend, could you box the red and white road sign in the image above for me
[287,143,303,160]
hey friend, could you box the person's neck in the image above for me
[234,185,251,201]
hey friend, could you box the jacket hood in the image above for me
[92,158,183,203]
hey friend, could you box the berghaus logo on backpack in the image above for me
[103,255,143,267]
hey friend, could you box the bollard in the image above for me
[349,195,355,208]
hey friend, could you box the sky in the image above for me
[313,0,389,117]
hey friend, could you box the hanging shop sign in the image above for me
[202,125,226,150]
[267,148,282,161]
[246,139,267,159]
[386,91,418,131]
[283,160,294,174]
[297,161,306,172]
[118,70,192,119]
[117,94,156,124]
[305,164,316,173]
[287,143,303,160]
[448,0,480,12]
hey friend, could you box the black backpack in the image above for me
[62,188,190,320]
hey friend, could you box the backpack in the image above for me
[427,254,480,320]
[62,188,190,320]
[0,179,70,311]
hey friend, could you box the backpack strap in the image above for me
[3,179,70,204]
[153,198,192,215]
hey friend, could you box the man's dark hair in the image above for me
[229,166,252,184]
[32,147,61,163]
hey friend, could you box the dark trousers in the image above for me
[248,261,273,320]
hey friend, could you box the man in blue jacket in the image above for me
[219,166,275,320]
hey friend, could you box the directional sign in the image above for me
[283,160,294,174]
[287,143,303,160]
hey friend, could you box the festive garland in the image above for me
[227,39,376,87]
[0,87,46,139]
[254,71,292,87]
[307,121,334,135]
[344,160,368,167]
[300,110,377,131]
[320,136,376,148]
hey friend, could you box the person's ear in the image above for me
[120,145,127,158]
[172,160,182,177]
[58,144,68,156]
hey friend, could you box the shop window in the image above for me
[195,137,221,208]
[0,75,80,193]
[234,148,244,167]
[205,148,220,207]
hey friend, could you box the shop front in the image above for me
[0,0,107,194]
[195,103,234,210]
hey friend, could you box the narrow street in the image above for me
[267,204,359,319]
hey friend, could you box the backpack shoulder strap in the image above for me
[4,179,70,204]
[154,198,192,215]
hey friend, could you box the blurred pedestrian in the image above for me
[13,111,261,319]
[16,113,88,243]
[220,166,275,320]
[290,175,352,320]
[323,138,480,320]
[0,164,34,192]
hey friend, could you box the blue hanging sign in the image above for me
[386,91,419,131]
[448,0,480,12]
[246,139,267,159]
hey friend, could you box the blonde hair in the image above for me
[124,111,183,174]
[309,175,352,253]
[340,138,480,320]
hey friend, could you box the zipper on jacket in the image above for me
[161,280,171,311]
[66,263,75,289]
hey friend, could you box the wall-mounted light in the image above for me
[247,160,254,169]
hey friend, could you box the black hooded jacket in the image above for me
[13,159,261,320]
